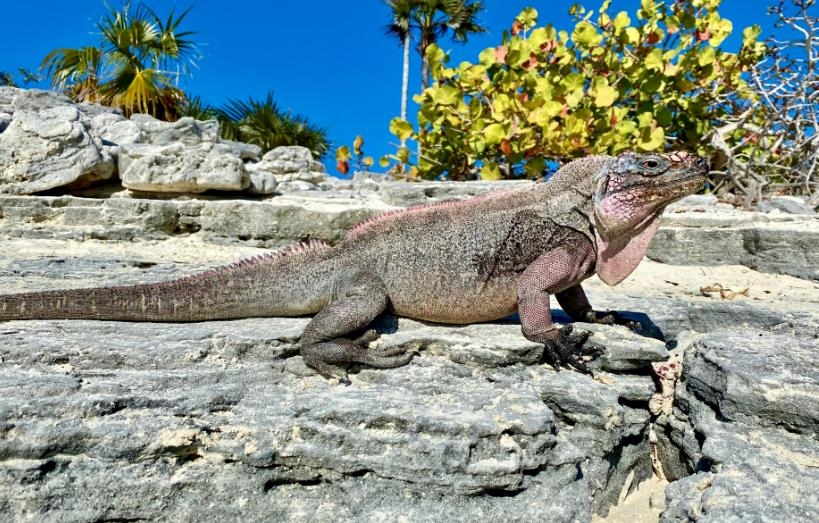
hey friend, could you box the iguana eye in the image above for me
[643,159,660,169]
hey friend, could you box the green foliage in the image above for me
[335,132,418,178]
[0,68,41,87]
[0,72,17,87]
[184,92,330,159]
[41,2,199,120]
[390,0,766,179]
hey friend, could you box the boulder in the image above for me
[248,146,326,184]
[129,114,220,146]
[657,330,819,521]
[0,105,114,194]
[119,142,249,193]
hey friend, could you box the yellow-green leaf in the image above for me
[480,162,502,180]
[637,126,665,151]
[592,79,618,107]
[572,21,602,48]
[430,85,460,106]
[612,11,631,33]
[742,25,761,48]
[335,145,350,162]
[389,118,414,141]
[645,48,664,71]
[624,27,640,45]
[484,123,506,145]
[697,46,716,67]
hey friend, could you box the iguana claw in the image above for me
[537,325,604,373]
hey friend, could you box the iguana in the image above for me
[0,151,707,383]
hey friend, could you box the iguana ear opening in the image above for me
[594,214,662,286]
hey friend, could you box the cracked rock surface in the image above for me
[0,222,817,521]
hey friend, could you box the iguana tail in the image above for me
[0,241,335,322]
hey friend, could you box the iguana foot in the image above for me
[301,334,416,384]
[533,325,604,373]
[583,310,640,331]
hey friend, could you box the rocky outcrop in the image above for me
[657,329,819,522]
[0,87,323,196]
[1,203,817,521]
[0,104,114,194]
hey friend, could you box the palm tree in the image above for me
[386,0,486,100]
[385,0,415,123]
[417,0,486,89]
[41,2,199,120]
[204,92,329,159]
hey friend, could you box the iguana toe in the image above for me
[538,325,600,374]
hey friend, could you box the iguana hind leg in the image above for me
[299,270,414,383]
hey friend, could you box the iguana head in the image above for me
[593,151,708,285]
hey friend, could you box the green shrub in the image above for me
[389,0,766,180]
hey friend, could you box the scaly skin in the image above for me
[0,151,708,382]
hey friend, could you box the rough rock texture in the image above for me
[650,210,819,281]
[1,200,817,520]
[0,87,321,195]
[0,104,114,194]
[0,251,667,521]
[119,142,250,193]
[657,329,819,522]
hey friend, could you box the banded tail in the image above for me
[0,241,335,322]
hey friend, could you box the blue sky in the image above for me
[2,1,775,174]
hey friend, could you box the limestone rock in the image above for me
[91,112,142,146]
[0,105,114,194]
[0,207,818,520]
[129,114,220,146]
[218,139,262,161]
[249,146,326,184]
[119,142,248,193]
[657,330,819,521]
[245,167,278,195]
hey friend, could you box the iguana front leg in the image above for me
[517,243,603,372]
[299,270,414,384]
[555,284,639,330]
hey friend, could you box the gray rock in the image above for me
[276,180,318,191]
[129,114,220,146]
[684,330,818,434]
[578,322,669,373]
[245,167,278,195]
[258,145,325,175]
[376,179,534,207]
[219,139,262,161]
[91,112,142,145]
[0,105,115,194]
[657,330,819,521]
[649,211,819,281]
[119,142,249,193]
[768,195,816,215]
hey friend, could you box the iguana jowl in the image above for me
[0,151,707,382]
